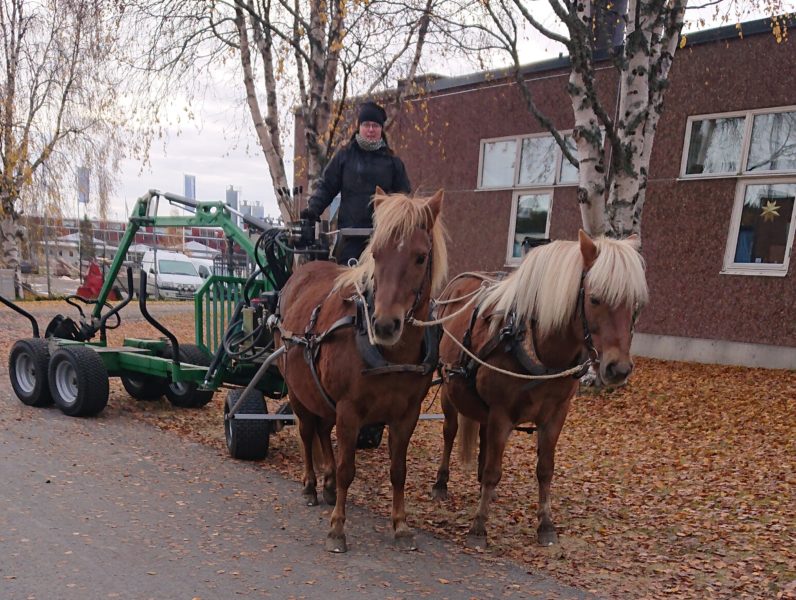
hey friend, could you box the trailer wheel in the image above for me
[164,344,214,408]
[48,346,109,417]
[121,373,167,401]
[225,388,270,460]
[9,338,53,407]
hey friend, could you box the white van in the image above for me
[140,250,205,300]
[190,257,216,280]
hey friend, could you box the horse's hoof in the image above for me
[431,484,448,501]
[537,527,559,547]
[465,533,487,549]
[326,533,347,553]
[393,531,418,551]
[322,488,336,506]
[303,492,319,506]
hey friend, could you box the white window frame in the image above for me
[680,105,796,180]
[722,176,796,277]
[477,134,522,191]
[505,189,553,265]
[478,131,579,190]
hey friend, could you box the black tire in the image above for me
[48,346,109,417]
[9,338,53,407]
[120,373,167,401]
[356,423,385,449]
[224,388,270,461]
[163,344,214,408]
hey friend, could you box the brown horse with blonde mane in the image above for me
[431,231,648,546]
[275,189,447,553]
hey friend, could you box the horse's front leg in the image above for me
[468,411,514,547]
[432,387,458,500]
[318,420,337,506]
[327,417,358,553]
[536,417,567,546]
[389,410,421,550]
[293,402,318,506]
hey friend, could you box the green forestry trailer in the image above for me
[6,190,326,459]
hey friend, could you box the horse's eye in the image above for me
[415,254,425,265]
[590,296,600,306]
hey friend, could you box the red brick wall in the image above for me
[294,28,796,348]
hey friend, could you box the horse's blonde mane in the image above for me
[334,191,448,295]
[479,236,648,337]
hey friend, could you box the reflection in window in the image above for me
[519,137,557,185]
[747,111,796,172]
[512,193,551,258]
[685,117,744,174]
[559,135,579,184]
[481,140,517,188]
[733,183,795,265]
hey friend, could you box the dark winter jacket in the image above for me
[307,140,411,229]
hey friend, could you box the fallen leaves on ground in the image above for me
[5,306,792,599]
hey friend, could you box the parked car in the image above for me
[140,250,205,300]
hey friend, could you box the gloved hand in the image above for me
[299,207,319,222]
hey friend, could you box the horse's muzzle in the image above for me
[599,359,633,387]
[372,315,403,346]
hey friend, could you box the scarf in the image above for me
[355,133,385,152]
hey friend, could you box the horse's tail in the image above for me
[457,414,479,470]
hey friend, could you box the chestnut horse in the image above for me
[431,231,647,546]
[275,190,447,553]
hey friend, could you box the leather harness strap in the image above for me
[278,291,439,414]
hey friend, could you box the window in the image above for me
[683,106,796,276]
[507,191,552,262]
[480,139,517,188]
[479,133,579,190]
[479,132,581,263]
[747,111,796,172]
[684,116,745,175]
[681,106,796,178]
[723,179,796,276]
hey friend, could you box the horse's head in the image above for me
[578,230,647,387]
[367,188,445,346]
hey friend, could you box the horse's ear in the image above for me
[578,229,598,268]
[426,189,444,222]
[625,233,641,250]
[372,186,387,210]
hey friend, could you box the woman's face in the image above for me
[359,121,383,142]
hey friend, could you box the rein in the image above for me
[440,270,597,383]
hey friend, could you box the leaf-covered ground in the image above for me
[6,305,793,599]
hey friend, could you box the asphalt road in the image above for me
[0,303,595,600]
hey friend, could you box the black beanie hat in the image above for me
[358,101,386,126]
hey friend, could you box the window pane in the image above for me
[481,140,517,188]
[559,135,579,184]
[747,111,796,172]
[511,193,551,258]
[733,183,795,265]
[519,137,556,185]
[685,117,744,174]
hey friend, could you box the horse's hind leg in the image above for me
[327,418,358,553]
[292,400,319,506]
[389,413,420,550]
[468,411,514,546]
[432,386,458,500]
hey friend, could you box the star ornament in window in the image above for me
[760,200,781,222]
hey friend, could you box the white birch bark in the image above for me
[234,6,293,221]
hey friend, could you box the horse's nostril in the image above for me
[392,318,401,332]
[606,361,632,380]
